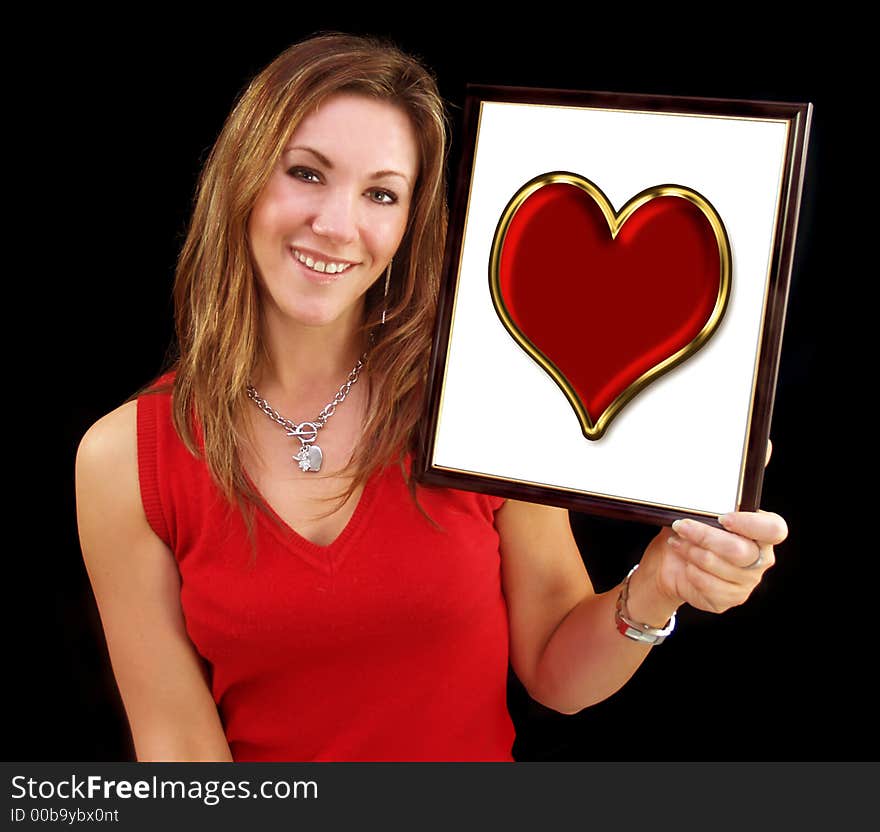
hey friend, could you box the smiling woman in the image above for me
[248,93,419,332]
[73,30,787,763]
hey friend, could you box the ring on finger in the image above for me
[745,550,765,569]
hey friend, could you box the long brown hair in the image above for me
[161,32,449,526]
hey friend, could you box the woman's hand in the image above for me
[626,438,786,621]
[647,511,787,615]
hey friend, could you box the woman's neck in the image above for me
[253,310,368,404]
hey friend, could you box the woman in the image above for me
[74,32,787,762]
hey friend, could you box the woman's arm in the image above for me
[75,401,233,762]
[498,491,786,716]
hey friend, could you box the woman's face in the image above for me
[248,93,420,334]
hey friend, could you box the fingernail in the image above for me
[718,514,732,526]
[672,519,686,533]
[667,535,681,548]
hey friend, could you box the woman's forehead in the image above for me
[283,93,419,179]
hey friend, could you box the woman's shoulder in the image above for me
[75,400,143,550]
[76,371,178,477]
[76,399,139,476]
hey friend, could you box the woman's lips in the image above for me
[291,246,357,274]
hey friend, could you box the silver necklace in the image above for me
[246,357,365,472]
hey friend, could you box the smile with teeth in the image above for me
[292,248,355,275]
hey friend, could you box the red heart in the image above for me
[490,174,730,439]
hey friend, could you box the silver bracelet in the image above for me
[614,564,676,645]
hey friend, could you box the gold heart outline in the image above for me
[489,172,732,440]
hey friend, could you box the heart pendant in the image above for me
[294,444,323,473]
[490,172,731,440]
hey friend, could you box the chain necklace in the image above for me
[246,356,365,473]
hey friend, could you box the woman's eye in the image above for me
[287,166,321,183]
[369,189,398,205]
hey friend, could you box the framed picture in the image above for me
[416,85,812,528]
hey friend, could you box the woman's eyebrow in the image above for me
[286,145,412,185]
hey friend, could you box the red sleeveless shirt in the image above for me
[136,377,516,761]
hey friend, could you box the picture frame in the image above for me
[416,84,812,528]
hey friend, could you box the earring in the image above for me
[381,258,393,325]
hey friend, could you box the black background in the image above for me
[15,16,871,762]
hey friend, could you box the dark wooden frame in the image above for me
[416,85,812,528]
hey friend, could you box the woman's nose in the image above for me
[311,188,359,244]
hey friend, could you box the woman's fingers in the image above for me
[671,512,786,551]
[666,534,761,584]
[652,510,786,614]
[719,511,788,546]
[667,512,785,577]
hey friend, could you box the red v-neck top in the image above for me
[136,376,516,761]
